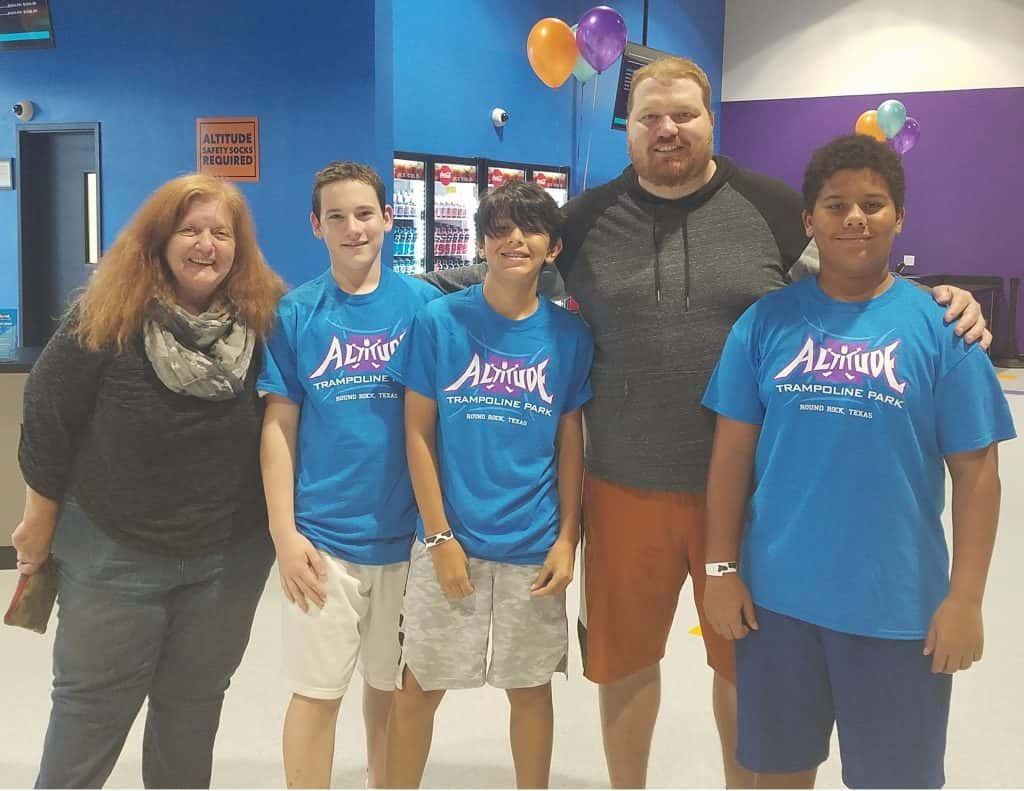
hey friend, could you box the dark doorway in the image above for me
[17,124,101,347]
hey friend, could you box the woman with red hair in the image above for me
[12,173,285,788]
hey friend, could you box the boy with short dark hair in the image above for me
[383,181,593,788]
[259,161,439,787]
[701,134,1015,788]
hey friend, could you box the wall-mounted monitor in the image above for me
[611,43,673,131]
[0,1,55,52]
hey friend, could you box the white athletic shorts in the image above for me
[282,550,408,698]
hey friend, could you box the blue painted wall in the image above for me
[392,0,576,167]
[0,0,725,322]
[0,0,392,312]
[392,1,725,194]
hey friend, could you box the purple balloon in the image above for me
[889,117,921,155]
[576,6,627,73]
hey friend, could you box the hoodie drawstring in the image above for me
[682,215,691,312]
[652,218,662,305]
[653,212,692,310]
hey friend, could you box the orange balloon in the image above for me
[855,110,887,142]
[527,18,577,89]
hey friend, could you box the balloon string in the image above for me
[583,73,600,192]
[577,77,589,192]
[576,78,584,193]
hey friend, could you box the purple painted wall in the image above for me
[719,87,1024,354]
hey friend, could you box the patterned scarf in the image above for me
[143,300,254,401]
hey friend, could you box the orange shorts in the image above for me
[579,475,735,685]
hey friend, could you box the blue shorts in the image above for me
[736,607,952,789]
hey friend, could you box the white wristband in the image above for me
[705,561,738,577]
[424,529,454,549]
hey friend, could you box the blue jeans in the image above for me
[36,501,273,789]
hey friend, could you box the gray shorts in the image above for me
[397,540,568,691]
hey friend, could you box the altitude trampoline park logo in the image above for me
[308,329,407,392]
[446,352,554,403]
[773,335,908,413]
[443,349,556,424]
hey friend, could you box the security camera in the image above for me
[12,100,35,121]
[491,107,509,128]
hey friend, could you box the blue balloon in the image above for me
[876,99,907,139]
[573,55,598,84]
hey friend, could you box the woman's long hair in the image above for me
[75,173,286,352]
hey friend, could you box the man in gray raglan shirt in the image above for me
[425,56,988,788]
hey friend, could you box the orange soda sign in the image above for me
[196,117,259,182]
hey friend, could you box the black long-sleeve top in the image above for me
[18,313,268,557]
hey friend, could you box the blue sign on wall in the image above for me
[0,308,18,358]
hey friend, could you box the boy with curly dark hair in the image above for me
[701,134,1015,788]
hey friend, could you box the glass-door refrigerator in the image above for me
[483,162,527,195]
[394,152,481,273]
[529,167,570,207]
[431,155,480,272]
[393,155,570,273]
[481,160,570,208]
[392,155,427,275]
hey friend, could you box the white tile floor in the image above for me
[2,379,1023,789]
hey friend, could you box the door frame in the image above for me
[15,122,102,345]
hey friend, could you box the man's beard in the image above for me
[628,136,713,188]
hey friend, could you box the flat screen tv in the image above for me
[611,43,673,131]
[0,0,55,52]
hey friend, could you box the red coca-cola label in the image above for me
[437,165,452,186]
[490,169,506,187]
[535,172,548,188]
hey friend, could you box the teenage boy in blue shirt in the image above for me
[383,181,593,789]
[701,134,1015,789]
[259,162,439,788]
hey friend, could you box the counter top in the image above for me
[0,347,42,373]
[904,274,1003,289]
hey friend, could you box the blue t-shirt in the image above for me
[385,284,593,565]
[702,276,1015,639]
[258,266,441,565]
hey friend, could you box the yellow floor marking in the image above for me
[689,625,702,636]
[998,372,1018,380]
